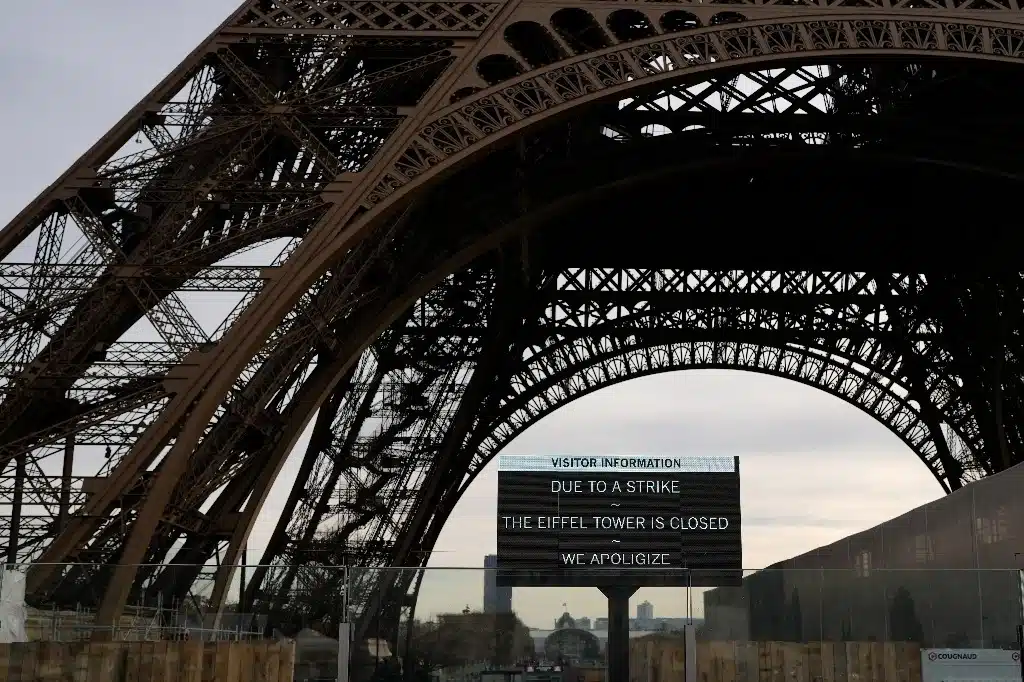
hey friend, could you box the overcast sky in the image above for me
[0,1,945,630]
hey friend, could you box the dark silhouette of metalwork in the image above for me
[1,0,1024,650]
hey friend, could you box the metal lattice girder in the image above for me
[239,264,1006,641]
[0,264,267,295]
[232,267,947,617]
[3,0,1024,642]
[0,0,464,575]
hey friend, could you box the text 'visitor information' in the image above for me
[495,455,742,587]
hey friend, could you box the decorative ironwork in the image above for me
[1,0,1022,655]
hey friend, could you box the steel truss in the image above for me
[1,0,1023,650]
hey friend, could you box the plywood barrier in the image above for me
[0,640,296,682]
[573,665,608,682]
[695,642,922,682]
[630,634,687,682]
[626,638,922,682]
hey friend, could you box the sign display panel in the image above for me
[496,455,741,587]
[920,648,1021,682]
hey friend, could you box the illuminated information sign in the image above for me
[496,455,741,587]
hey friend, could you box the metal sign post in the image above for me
[338,622,351,682]
[683,623,697,682]
[599,586,638,682]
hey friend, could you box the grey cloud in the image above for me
[511,372,916,458]
[0,0,241,225]
[515,417,909,460]
[518,416,903,457]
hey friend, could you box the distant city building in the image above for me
[554,611,576,629]
[545,611,602,663]
[653,617,692,631]
[526,616,703,653]
[576,617,592,630]
[637,601,654,621]
[483,554,512,614]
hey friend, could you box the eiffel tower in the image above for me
[1,0,1023,651]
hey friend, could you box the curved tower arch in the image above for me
[480,341,967,489]
[364,273,981,615]
[1,1,1023,644]
[395,343,957,609]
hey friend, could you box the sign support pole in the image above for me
[600,586,638,682]
[338,622,351,682]
[683,623,697,682]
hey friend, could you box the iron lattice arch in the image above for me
[480,271,976,482]
[250,263,1018,641]
[1,0,1024,645]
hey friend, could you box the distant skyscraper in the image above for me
[637,600,654,621]
[484,554,512,614]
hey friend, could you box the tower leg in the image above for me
[600,586,638,682]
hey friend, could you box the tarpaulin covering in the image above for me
[0,569,28,643]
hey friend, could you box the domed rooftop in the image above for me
[555,611,576,630]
